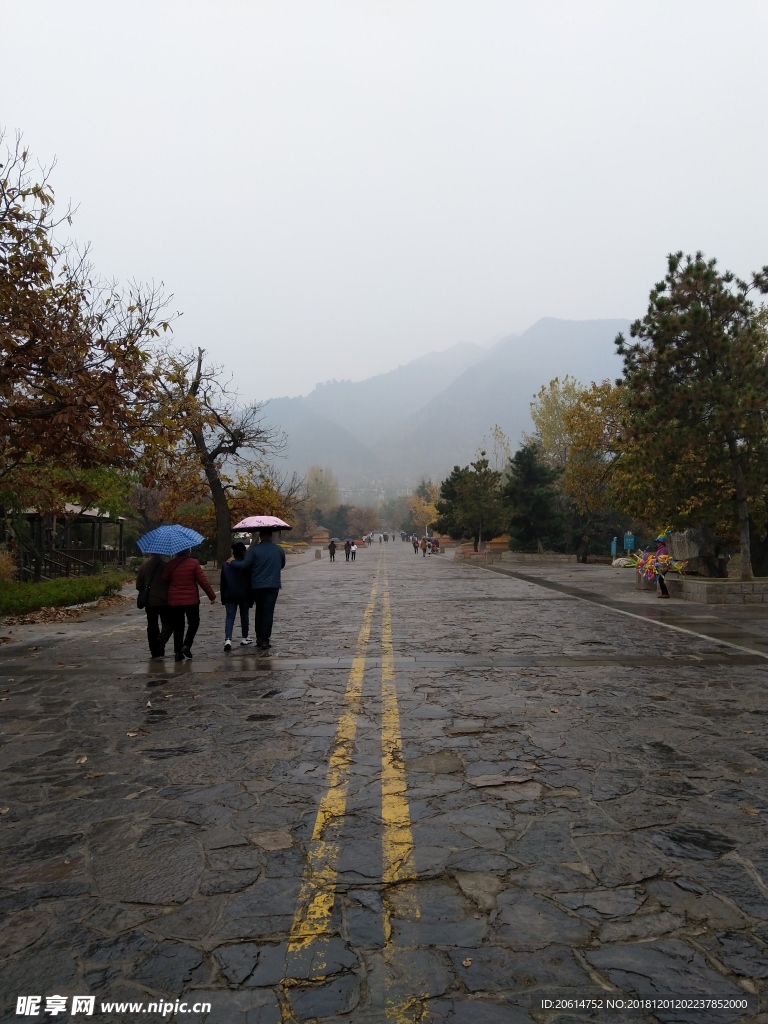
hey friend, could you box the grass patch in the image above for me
[0,571,128,616]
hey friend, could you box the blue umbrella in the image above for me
[137,524,205,556]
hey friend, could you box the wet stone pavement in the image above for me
[1,543,767,1023]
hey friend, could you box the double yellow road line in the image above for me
[280,562,420,1020]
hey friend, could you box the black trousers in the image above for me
[170,605,201,653]
[253,588,279,642]
[146,605,173,655]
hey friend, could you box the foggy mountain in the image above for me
[384,318,630,478]
[266,318,629,487]
[267,341,484,444]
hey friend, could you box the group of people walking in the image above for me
[328,540,357,562]
[136,527,285,659]
[411,535,439,556]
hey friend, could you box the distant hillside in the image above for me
[270,341,484,442]
[265,318,629,486]
[382,318,629,480]
[264,399,383,481]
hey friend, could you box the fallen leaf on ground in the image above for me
[127,732,138,738]
[745,767,758,774]
[84,773,105,779]
[0,698,9,702]
[146,701,152,708]
[550,707,559,713]
[525,764,540,770]
[75,755,88,764]
[462,958,472,967]
[741,808,760,816]
[0,807,9,815]
[249,830,293,851]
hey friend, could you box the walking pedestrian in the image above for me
[379,534,382,543]
[344,540,352,562]
[220,541,252,651]
[161,548,217,661]
[136,553,171,658]
[329,540,337,562]
[230,528,286,650]
[350,542,357,561]
[420,537,427,557]
[412,537,418,554]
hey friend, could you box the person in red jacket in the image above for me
[161,549,216,661]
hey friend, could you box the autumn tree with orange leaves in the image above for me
[152,347,284,565]
[0,132,174,495]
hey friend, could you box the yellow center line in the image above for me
[380,576,417,885]
[280,570,378,1002]
[381,571,425,1024]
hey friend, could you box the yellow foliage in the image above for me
[410,495,438,531]
[0,550,18,581]
[229,469,297,525]
[562,381,624,514]
[525,377,581,468]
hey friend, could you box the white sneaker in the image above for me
[240,637,253,646]
[224,639,232,651]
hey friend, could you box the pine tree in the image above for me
[618,252,768,580]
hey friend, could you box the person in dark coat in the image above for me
[344,540,351,562]
[230,529,286,650]
[136,554,171,658]
[329,541,337,562]
[220,542,252,650]
[161,549,217,660]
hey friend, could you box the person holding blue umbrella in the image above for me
[135,552,171,658]
[137,525,215,661]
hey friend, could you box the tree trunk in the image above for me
[203,459,232,567]
[726,436,753,581]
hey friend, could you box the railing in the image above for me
[17,549,124,580]
[62,548,125,564]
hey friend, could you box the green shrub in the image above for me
[0,571,128,616]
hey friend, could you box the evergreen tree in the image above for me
[503,444,563,552]
[618,252,768,579]
[435,454,505,551]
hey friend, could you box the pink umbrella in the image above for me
[233,515,292,530]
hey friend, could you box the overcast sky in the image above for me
[2,1,767,400]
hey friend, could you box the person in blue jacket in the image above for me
[220,541,252,651]
[229,528,286,650]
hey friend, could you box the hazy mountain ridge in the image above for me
[269,341,485,441]
[267,318,629,486]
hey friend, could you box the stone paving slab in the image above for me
[0,544,767,1023]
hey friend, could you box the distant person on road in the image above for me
[412,537,418,554]
[230,529,286,650]
[136,553,171,659]
[220,541,252,651]
[344,540,352,562]
[420,537,427,557]
[329,540,337,562]
[379,534,382,543]
[351,542,357,561]
[384,532,389,543]
[161,548,217,661]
